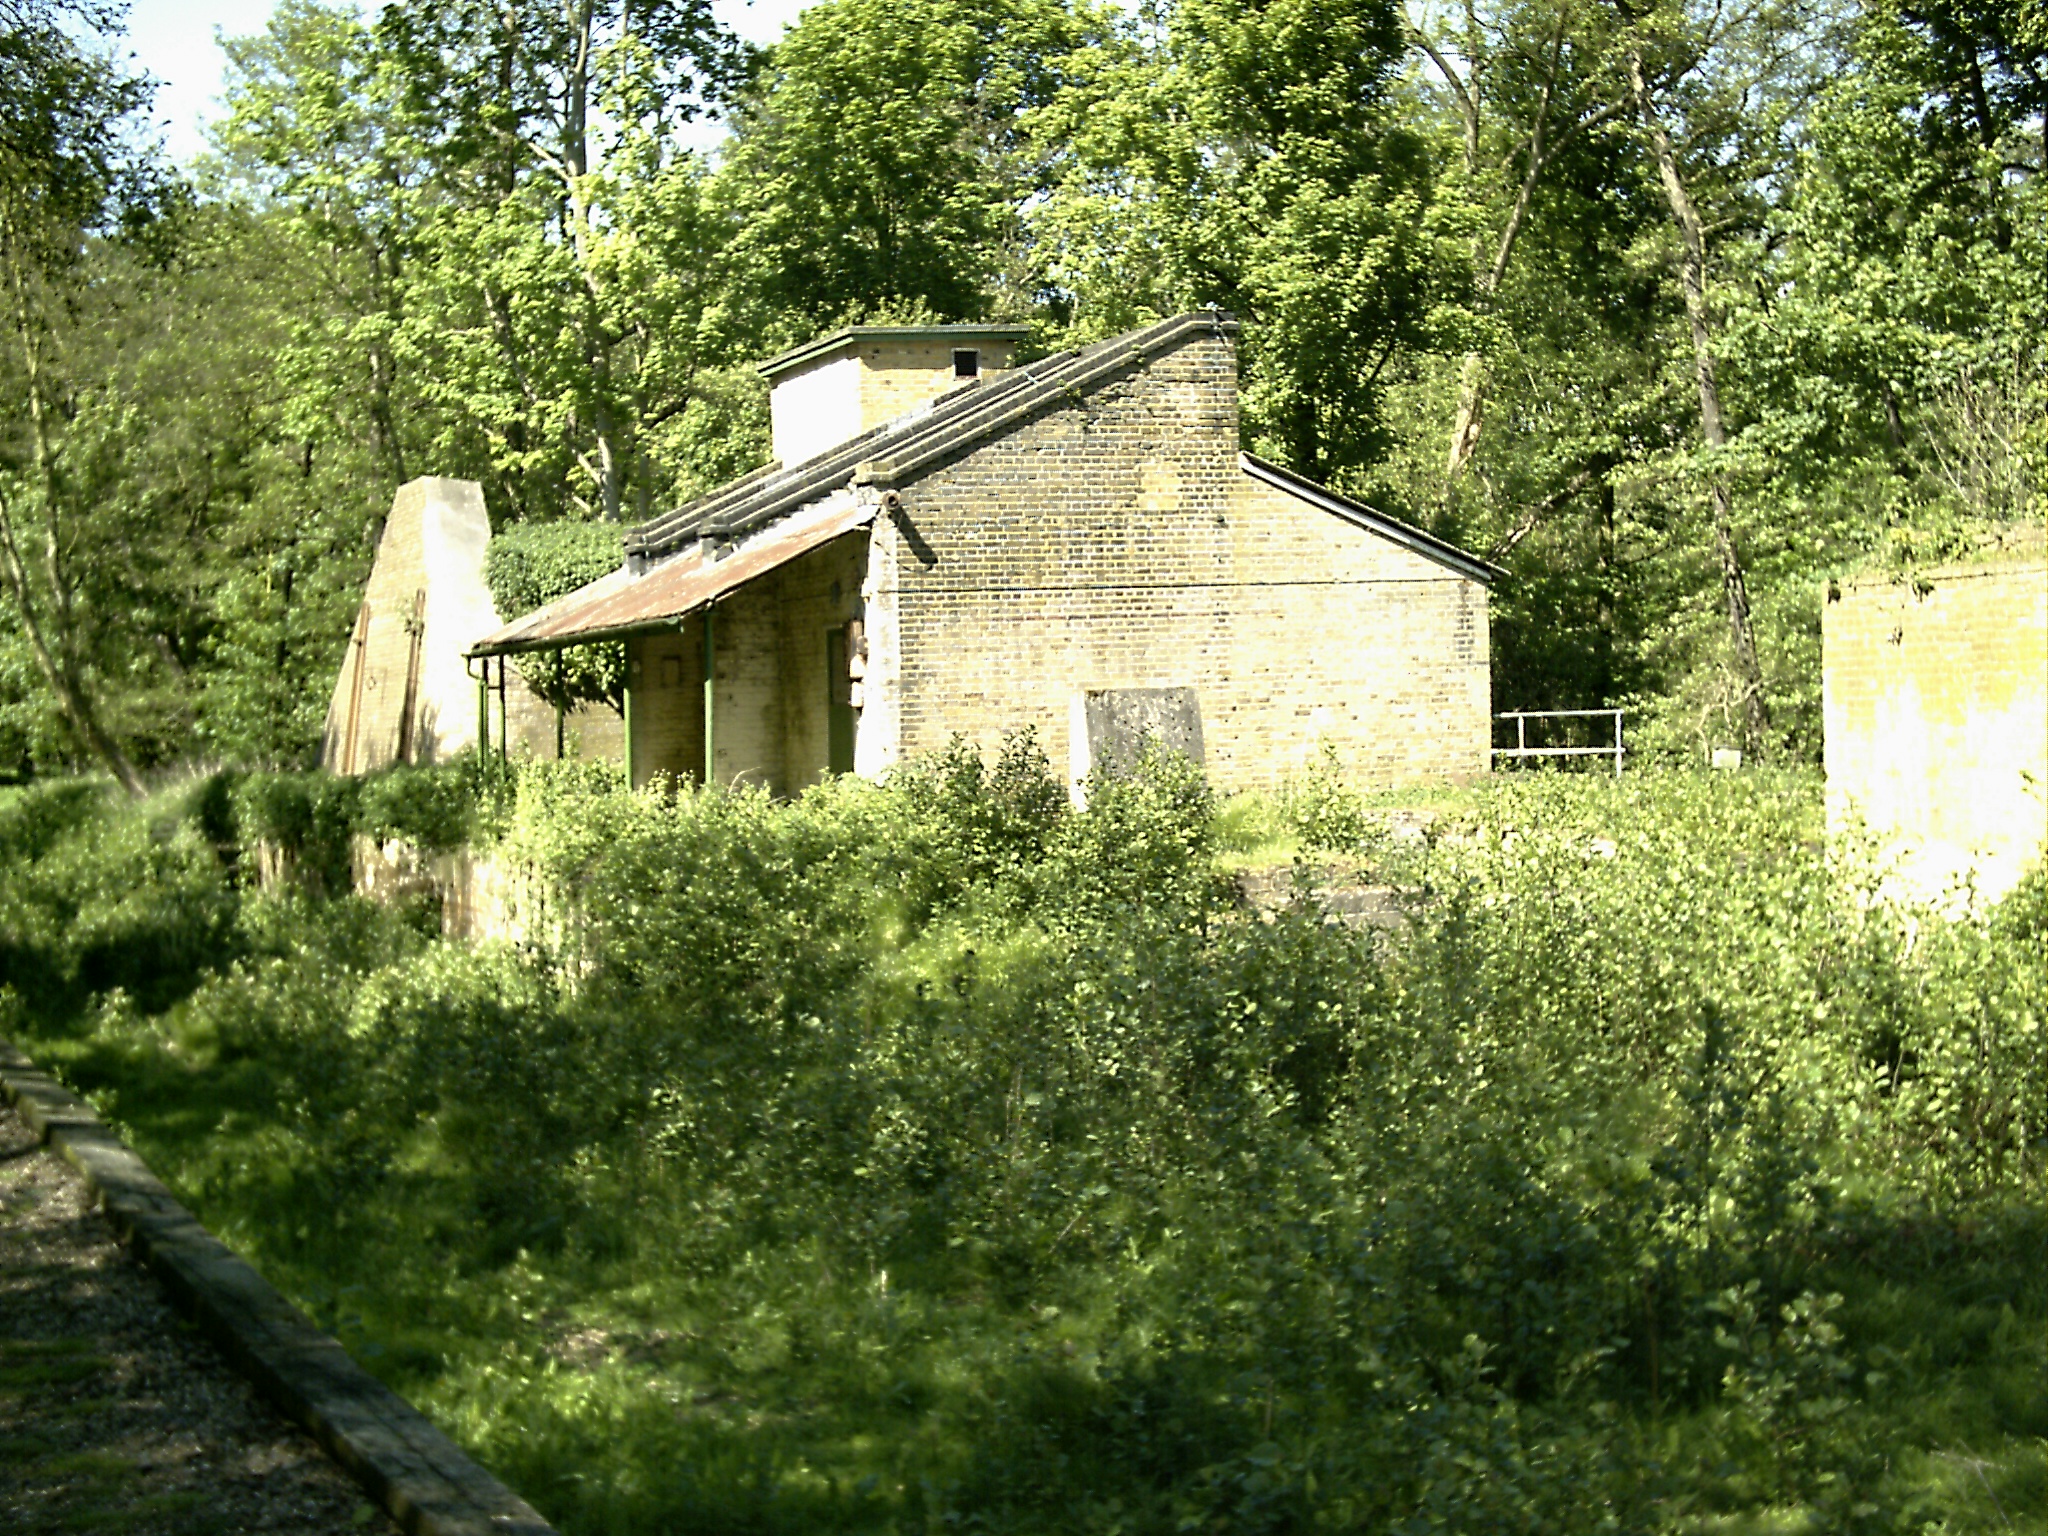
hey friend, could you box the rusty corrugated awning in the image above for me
[469,497,877,657]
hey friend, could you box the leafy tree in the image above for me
[712,0,1105,346]
[483,521,625,712]
[1407,0,1633,489]
[218,0,759,527]
[2,2,397,780]
[212,0,423,490]
[1037,0,1468,480]
[0,0,167,792]
[1721,3,2045,559]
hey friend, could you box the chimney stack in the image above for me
[759,324,1032,468]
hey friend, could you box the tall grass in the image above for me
[2,746,2041,1534]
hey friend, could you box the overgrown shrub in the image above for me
[355,762,482,854]
[0,781,238,1014]
[231,768,362,893]
[2,757,2040,1535]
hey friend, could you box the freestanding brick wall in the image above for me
[1822,552,2047,905]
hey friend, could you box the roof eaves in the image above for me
[758,323,1037,380]
[1239,452,1502,585]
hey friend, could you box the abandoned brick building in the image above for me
[456,311,1496,793]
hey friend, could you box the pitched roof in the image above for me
[626,311,1241,564]
[1239,454,1502,585]
[466,311,1500,659]
[470,496,876,657]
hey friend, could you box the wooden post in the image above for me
[342,602,372,774]
[622,653,637,789]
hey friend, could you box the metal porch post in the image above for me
[702,607,716,787]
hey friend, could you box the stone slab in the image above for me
[1070,686,1205,790]
[0,1037,560,1536]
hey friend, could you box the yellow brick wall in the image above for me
[770,341,1020,466]
[626,629,704,784]
[856,340,1015,430]
[774,535,867,793]
[1823,555,2047,903]
[882,334,1492,791]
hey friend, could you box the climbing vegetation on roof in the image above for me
[484,524,628,714]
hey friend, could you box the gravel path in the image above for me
[0,1100,395,1535]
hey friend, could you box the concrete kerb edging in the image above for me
[0,1037,559,1536]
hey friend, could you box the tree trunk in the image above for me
[1434,14,1577,489]
[0,493,147,796]
[3,245,148,795]
[1445,351,1488,482]
[1629,46,1769,759]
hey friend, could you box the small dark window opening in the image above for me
[953,348,980,379]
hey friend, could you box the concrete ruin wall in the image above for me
[1823,552,2047,905]
[321,477,621,772]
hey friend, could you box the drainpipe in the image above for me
[466,655,489,770]
[702,606,716,787]
[496,656,508,761]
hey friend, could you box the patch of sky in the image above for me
[120,0,814,168]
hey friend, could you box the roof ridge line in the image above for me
[627,312,1235,559]
[701,359,1072,535]
[853,314,1222,488]
[636,350,1079,551]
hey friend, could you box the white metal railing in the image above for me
[1491,708,1626,778]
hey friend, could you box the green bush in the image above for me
[1,757,2040,1535]
[355,763,480,854]
[0,781,238,1015]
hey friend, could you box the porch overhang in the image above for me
[467,496,879,658]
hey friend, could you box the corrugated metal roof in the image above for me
[468,497,877,657]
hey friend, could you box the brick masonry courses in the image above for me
[498,317,1494,796]
[882,332,1491,791]
[767,333,1024,467]
[1823,550,2047,905]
